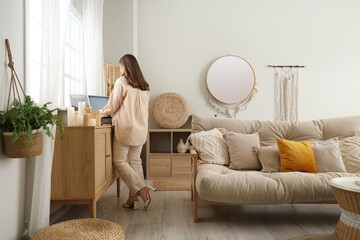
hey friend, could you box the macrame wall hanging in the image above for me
[206,55,257,118]
[207,87,258,118]
[268,65,305,122]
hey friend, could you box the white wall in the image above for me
[103,0,134,64]
[133,0,360,128]
[0,0,27,239]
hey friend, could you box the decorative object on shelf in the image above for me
[65,101,99,127]
[152,92,190,129]
[67,107,75,126]
[268,65,305,121]
[176,138,187,153]
[0,39,64,158]
[78,101,86,115]
[206,55,257,118]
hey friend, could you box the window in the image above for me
[27,0,84,106]
[27,0,48,104]
[62,5,84,106]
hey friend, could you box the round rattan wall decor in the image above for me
[152,92,190,129]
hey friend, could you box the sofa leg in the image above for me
[191,183,193,201]
[193,190,198,222]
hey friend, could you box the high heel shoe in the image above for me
[122,198,139,210]
[138,186,156,211]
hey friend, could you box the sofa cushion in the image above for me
[224,131,261,170]
[257,145,280,173]
[277,138,317,173]
[339,136,360,173]
[311,138,346,173]
[195,163,360,204]
[188,128,229,165]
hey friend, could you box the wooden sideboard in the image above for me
[51,126,120,218]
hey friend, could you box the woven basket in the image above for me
[3,129,43,158]
[32,218,125,240]
[152,92,190,129]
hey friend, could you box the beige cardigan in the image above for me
[100,77,150,146]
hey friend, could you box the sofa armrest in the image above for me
[189,145,199,222]
[189,146,199,175]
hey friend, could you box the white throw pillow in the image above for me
[311,138,346,172]
[187,128,229,165]
[339,136,360,173]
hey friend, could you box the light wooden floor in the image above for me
[53,181,340,240]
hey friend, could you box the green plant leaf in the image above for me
[0,95,65,146]
[27,123,32,145]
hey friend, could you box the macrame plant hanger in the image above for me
[268,65,305,122]
[5,39,26,110]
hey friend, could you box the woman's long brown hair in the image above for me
[119,54,150,91]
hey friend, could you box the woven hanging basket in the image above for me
[32,218,125,240]
[3,129,43,158]
[152,92,190,129]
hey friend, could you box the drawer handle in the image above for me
[106,154,111,157]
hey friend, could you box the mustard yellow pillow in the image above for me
[277,138,317,173]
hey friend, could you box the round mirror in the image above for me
[206,55,256,105]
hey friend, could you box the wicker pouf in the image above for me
[330,177,360,240]
[152,92,190,129]
[32,218,125,240]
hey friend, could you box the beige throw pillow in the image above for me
[187,128,229,165]
[311,138,346,172]
[339,136,360,173]
[257,145,280,172]
[224,132,261,170]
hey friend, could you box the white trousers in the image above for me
[113,136,145,197]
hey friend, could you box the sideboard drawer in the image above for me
[172,155,191,178]
[149,155,171,178]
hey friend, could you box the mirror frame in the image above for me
[206,55,256,105]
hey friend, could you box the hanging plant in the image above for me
[0,96,64,143]
[0,39,64,158]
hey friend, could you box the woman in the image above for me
[100,54,155,210]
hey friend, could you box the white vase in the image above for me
[177,138,187,153]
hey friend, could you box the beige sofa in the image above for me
[190,115,360,222]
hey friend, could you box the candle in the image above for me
[89,119,96,126]
[83,113,90,126]
[74,111,78,126]
[78,102,86,115]
[85,106,92,113]
[77,115,83,126]
[93,111,101,126]
[67,107,75,126]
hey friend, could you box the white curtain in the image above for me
[25,0,70,236]
[274,68,299,121]
[82,0,105,96]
